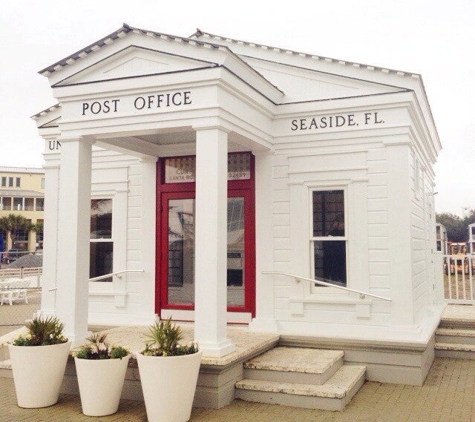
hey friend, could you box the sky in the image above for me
[0,0,473,216]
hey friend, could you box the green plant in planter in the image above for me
[12,316,68,346]
[141,317,198,356]
[75,333,128,360]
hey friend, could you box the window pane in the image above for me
[314,240,346,286]
[164,153,251,183]
[91,199,112,239]
[228,153,251,180]
[36,198,44,211]
[90,242,113,282]
[165,157,196,184]
[167,199,195,303]
[312,190,345,237]
[13,198,22,211]
[227,197,245,306]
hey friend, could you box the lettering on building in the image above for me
[291,112,384,131]
[81,91,192,116]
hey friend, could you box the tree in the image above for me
[436,209,475,242]
[0,214,34,247]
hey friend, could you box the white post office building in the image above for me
[33,24,443,382]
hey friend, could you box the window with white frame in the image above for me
[311,189,347,287]
[90,199,113,282]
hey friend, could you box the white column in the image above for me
[249,150,278,332]
[139,159,157,319]
[56,137,93,343]
[385,141,417,338]
[39,162,60,317]
[194,127,235,357]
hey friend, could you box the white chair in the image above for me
[0,281,14,305]
[10,279,28,304]
[0,279,28,305]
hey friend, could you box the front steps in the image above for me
[235,346,366,411]
[435,309,475,359]
[435,327,475,359]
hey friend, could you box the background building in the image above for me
[0,167,45,252]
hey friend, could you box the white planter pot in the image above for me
[74,355,130,416]
[137,350,203,422]
[8,341,71,408]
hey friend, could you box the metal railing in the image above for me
[46,270,144,292]
[263,271,391,301]
[443,254,475,304]
[88,269,144,282]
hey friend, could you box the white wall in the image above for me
[85,149,157,326]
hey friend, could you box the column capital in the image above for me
[192,124,231,134]
[57,135,96,146]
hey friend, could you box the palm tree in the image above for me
[0,214,34,248]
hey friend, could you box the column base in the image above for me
[200,338,235,358]
[249,318,279,333]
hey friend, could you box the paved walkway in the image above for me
[2,356,475,422]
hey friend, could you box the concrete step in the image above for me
[436,328,475,345]
[236,365,366,411]
[435,342,475,359]
[243,346,344,385]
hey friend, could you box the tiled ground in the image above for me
[2,357,475,422]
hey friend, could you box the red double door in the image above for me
[156,154,255,320]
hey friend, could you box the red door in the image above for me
[156,153,255,319]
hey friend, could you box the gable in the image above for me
[240,57,405,103]
[57,46,218,86]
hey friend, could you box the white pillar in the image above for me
[39,163,60,316]
[56,138,93,343]
[385,141,417,338]
[194,127,235,357]
[249,150,278,332]
[139,159,157,319]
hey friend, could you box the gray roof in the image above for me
[0,189,44,198]
[0,167,44,174]
[39,23,229,77]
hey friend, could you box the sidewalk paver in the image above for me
[2,357,475,422]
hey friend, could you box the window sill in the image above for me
[289,295,372,319]
[88,282,126,307]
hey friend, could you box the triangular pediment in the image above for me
[245,58,404,103]
[58,46,218,86]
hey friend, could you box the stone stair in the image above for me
[435,307,475,359]
[435,325,475,359]
[235,346,366,411]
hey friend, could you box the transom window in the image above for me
[311,190,347,287]
[164,153,251,184]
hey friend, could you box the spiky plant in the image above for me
[75,332,128,360]
[13,316,67,346]
[142,317,198,356]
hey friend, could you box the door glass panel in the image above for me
[166,197,246,307]
[227,197,244,306]
[167,199,195,304]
